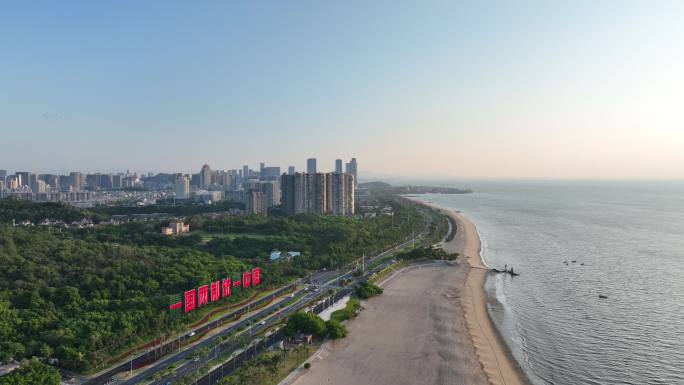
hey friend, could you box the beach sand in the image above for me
[291,263,490,385]
[442,209,527,385]
[290,199,526,385]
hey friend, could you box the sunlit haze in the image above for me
[1,1,683,178]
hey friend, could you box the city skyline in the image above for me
[2,1,684,179]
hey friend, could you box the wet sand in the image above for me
[444,209,527,385]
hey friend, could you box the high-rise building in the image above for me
[112,174,122,189]
[281,173,296,214]
[260,180,281,207]
[246,190,266,215]
[327,172,354,215]
[27,173,38,192]
[307,158,317,174]
[69,172,82,191]
[191,173,200,187]
[175,175,190,199]
[261,166,281,181]
[281,172,353,216]
[100,173,113,189]
[200,164,213,189]
[312,173,327,213]
[217,170,236,191]
[242,165,250,182]
[345,157,358,187]
[288,166,295,175]
[15,172,29,187]
[335,159,343,173]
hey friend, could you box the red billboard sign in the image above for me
[198,285,209,306]
[242,272,251,288]
[210,281,220,302]
[184,289,196,313]
[179,268,263,314]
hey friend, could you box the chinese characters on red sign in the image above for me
[210,281,220,302]
[222,278,231,297]
[184,289,196,313]
[198,285,209,306]
[182,269,262,313]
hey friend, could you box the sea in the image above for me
[408,180,684,385]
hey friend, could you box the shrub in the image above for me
[355,282,383,299]
[325,319,347,339]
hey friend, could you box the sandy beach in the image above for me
[289,200,527,385]
[440,208,527,385]
[291,263,489,385]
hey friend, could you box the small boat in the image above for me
[598,295,608,299]
[580,263,585,266]
[571,260,577,263]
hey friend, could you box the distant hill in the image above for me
[360,181,472,195]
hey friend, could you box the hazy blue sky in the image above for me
[1,1,683,178]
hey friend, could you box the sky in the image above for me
[1,1,683,179]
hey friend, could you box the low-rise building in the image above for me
[161,220,190,236]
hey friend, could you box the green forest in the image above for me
[0,197,424,373]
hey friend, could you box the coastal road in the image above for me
[152,216,433,385]
[91,208,432,385]
[84,283,300,385]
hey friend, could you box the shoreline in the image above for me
[290,262,490,385]
[408,198,528,385]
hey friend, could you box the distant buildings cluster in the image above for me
[0,156,359,216]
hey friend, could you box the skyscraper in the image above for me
[281,171,353,215]
[288,166,295,175]
[345,157,358,186]
[327,172,354,215]
[242,165,250,182]
[174,175,190,199]
[15,172,29,187]
[261,167,281,181]
[307,158,317,174]
[335,159,343,173]
[200,164,213,189]
[281,173,296,214]
[246,190,266,215]
[69,172,82,191]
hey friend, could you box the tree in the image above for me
[0,358,60,385]
[325,319,347,339]
[283,312,325,337]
